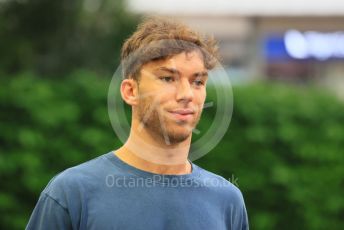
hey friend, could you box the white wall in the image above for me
[127,0,344,16]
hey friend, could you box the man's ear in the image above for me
[120,79,139,106]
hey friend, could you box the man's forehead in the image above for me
[144,51,206,70]
[167,50,204,63]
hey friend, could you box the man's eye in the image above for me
[193,80,204,86]
[160,76,174,82]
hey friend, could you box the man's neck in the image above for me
[114,147,192,175]
[114,127,192,175]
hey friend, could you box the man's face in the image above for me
[134,50,208,145]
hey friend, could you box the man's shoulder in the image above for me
[193,164,244,203]
[42,152,113,198]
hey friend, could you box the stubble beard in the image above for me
[136,96,202,145]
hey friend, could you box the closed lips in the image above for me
[169,109,194,115]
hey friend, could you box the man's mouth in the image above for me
[168,109,195,121]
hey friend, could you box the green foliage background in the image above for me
[1,0,344,229]
[1,72,344,229]
[0,0,138,76]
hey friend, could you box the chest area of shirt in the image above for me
[85,188,227,230]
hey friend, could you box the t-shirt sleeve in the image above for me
[241,202,249,230]
[226,185,250,230]
[26,192,73,230]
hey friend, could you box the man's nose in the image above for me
[176,79,193,102]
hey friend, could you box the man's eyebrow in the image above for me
[155,67,208,78]
[194,71,208,78]
[155,67,181,75]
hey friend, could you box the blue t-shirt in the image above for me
[26,151,249,230]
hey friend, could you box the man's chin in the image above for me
[165,135,190,145]
[162,128,193,144]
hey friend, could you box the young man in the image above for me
[26,17,249,230]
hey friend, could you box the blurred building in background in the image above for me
[127,0,344,97]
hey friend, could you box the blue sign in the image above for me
[264,30,344,61]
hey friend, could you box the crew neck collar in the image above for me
[104,151,200,184]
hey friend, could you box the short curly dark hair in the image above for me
[121,16,219,80]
